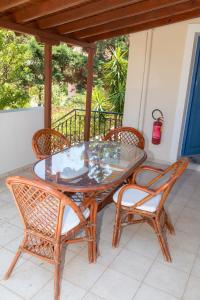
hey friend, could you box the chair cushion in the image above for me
[61,205,90,235]
[113,186,162,212]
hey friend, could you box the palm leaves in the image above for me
[103,47,128,113]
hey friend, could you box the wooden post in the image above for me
[84,47,95,141]
[44,43,52,128]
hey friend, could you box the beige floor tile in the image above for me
[91,268,140,300]
[126,235,160,259]
[0,284,23,300]
[0,190,13,205]
[144,262,189,298]
[2,261,53,299]
[175,212,200,235]
[0,248,25,279]
[133,224,157,240]
[80,239,122,267]
[157,246,195,273]
[183,275,200,300]
[0,204,18,222]
[62,256,106,290]
[30,248,77,272]
[0,222,22,246]
[168,230,200,254]
[83,292,105,300]
[31,278,87,300]
[133,283,178,300]
[8,214,24,229]
[110,248,153,281]
[191,256,200,279]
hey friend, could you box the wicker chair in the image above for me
[32,128,70,160]
[4,177,97,300]
[112,158,188,262]
[104,126,145,149]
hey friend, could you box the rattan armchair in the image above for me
[4,177,97,300]
[112,158,188,262]
[104,126,145,149]
[32,128,70,160]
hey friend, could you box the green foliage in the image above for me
[27,38,44,105]
[103,47,128,113]
[0,28,129,115]
[92,86,111,112]
[0,30,31,109]
[53,44,87,92]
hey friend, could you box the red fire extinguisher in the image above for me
[152,109,164,145]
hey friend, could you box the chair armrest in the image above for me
[132,165,165,186]
[115,184,156,210]
[117,183,156,207]
[61,195,86,223]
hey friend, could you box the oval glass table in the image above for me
[33,141,146,193]
[33,141,146,262]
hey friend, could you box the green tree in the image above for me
[0,30,31,109]
[27,38,44,105]
[53,44,87,92]
[103,47,128,113]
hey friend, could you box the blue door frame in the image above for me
[182,37,200,156]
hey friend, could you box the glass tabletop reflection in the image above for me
[33,141,146,192]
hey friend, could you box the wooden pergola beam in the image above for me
[75,0,200,39]
[84,48,96,141]
[0,0,29,12]
[85,8,200,42]
[58,0,186,34]
[37,0,142,29]
[0,19,95,48]
[14,0,87,23]
[44,43,52,128]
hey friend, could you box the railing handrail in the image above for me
[53,108,123,126]
[53,108,76,126]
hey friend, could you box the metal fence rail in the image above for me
[53,109,123,144]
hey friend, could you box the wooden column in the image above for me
[84,47,95,141]
[44,43,52,128]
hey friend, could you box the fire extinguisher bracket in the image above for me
[152,109,164,121]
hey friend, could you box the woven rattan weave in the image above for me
[4,177,97,300]
[112,158,188,262]
[32,128,70,160]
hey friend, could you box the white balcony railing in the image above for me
[0,107,44,176]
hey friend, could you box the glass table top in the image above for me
[33,141,146,192]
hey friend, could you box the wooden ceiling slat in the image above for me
[85,8,200,42]
[37,0,142,29]
[74,0,200,39]
[58,0,187,34]
[14,0,87,23]
[0,19,94,48]
[0,0,30,12]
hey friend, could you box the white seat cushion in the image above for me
[113,186,162,212]
[61,205,90,235]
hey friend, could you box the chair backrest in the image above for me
[104,127,145,149]
[150,158,189,210]
[32,128,70,160]
[6,176,66,241]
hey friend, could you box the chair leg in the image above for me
[152,218,172,262]
[89,202,98,263]
[4,248,22,280]
[54,245,61,300]
[86,226,94,263]
[54,263,61,300]
[164,209,175,235]
[112,208,122,248]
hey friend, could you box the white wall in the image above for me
[0,107,44,175]
[124,17,200,163]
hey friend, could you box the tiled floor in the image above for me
[0,166,200,299]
